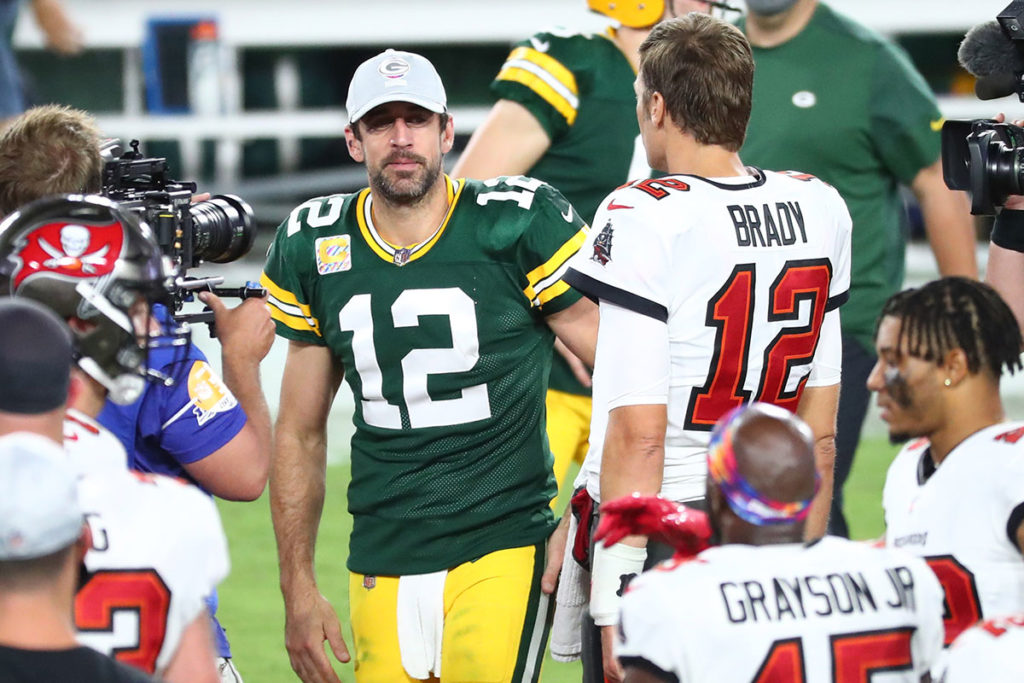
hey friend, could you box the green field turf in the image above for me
[215,435,902,682]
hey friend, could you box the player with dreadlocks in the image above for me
[871,277,1024,663]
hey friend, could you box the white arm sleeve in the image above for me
[596,300,670,410]
[806,307,841,387]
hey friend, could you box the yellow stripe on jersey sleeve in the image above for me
[259,272,322,336]
[268,306,322,335]
[259,272,305,309]
[523,228,588,301]
[506,47,578,95]
[536,279,571,307]
[497,47,579,125]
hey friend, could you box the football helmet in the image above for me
[587,0,664,28]
[0,195,180,404]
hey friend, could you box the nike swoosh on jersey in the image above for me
[530,36,550,52]
[561,206,574,222]
[607,200,633,210]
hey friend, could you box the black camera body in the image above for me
[100,139,263,329]
[100,139,256,270]
[942,119,1024,215]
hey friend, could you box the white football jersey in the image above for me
[617,537,944,682]
[63,417,230,674]
[567,169,852,502]
[883,422,1024,647]
[939,613,1024,682]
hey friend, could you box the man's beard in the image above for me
[369,152,442,206]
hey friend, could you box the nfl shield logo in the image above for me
[393,248,411,267]
[363,575,376,590]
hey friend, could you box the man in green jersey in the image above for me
[261,49,597,683]
[454,0,713,506]
[736,0,977,537]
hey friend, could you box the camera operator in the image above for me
[0,104,274,682]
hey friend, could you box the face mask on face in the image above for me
[745,0,799,16]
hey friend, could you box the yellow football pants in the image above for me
[349,543,551,683]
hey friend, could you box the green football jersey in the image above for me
[261,175,586,575]
[737,3,942,352]
[491,27,641,394]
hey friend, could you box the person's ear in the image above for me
[649,92,667,128]
[440,114,455,154]
[941,348,969,388]
[345,126,365,163]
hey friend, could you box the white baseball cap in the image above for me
[0,432,83,561]
[346,49,447,124]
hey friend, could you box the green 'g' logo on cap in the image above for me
[378,58,410,78]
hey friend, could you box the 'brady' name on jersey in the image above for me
[728,201,807,248]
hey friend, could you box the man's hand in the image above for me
[601,625,625,683]
[198,291,275,365]
[283,589,350,683]
[542,508,571,594]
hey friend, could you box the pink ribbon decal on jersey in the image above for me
[707,406,819,526]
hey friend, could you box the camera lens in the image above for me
[188,194,256,264]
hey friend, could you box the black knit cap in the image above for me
[0,297,74,414]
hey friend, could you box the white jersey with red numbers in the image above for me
[883,422,1024,648]
[617,537,944,682]
[62,416,230,675]
[939,613,1024,682]
[566,169,852,503]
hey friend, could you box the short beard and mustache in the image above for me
[369,151,443,206]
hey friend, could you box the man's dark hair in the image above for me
[878,276,1023,379]
[0,105,103,216]
[638,13,753,152]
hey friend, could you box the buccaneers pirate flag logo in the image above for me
[9,220,124,289]
[591,220,614,266]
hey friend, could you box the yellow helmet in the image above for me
[587,0,664,28]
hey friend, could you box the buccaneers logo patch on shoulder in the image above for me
[591,220,614,266]
[315,235,352,274]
